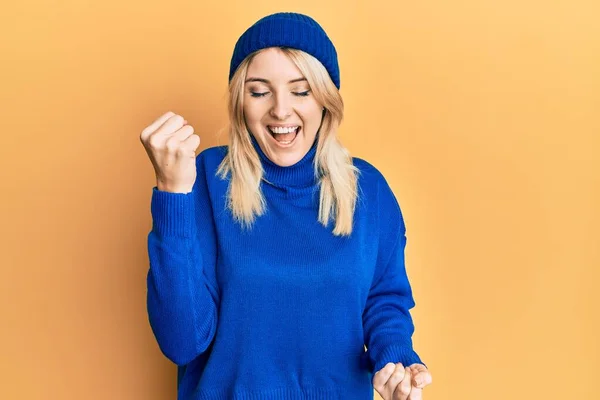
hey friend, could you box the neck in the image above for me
[250,134,319,188]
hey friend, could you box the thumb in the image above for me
[412,371,431,389]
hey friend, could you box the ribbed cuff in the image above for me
[197,386,348,400]
[372,344,425,373]
[150,186,196,238]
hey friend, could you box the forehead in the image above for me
[246,48,305,82]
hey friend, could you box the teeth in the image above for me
[268,126,299,134]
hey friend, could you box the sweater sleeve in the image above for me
[145,154,219,366]
[362,174,425,374]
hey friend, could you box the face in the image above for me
[243,47,323,167]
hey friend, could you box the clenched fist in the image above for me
[373,363,432,400]
[140,111,201,193]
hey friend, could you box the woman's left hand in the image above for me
[373,362,432,399]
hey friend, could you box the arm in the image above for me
[146,154,219,366]
[363,175,425,373]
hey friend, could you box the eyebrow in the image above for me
[245,77,307,84]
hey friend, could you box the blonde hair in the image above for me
[216,47,359,236]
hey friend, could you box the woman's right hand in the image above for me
[140,111,201,193]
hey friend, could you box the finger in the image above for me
[384,363,405,388]
[182,133,201,155]
[155,114,186,137]
[384,364,406,400]
[409,366,432,389]
[412,371,432,389]
[373,363,396,395]
[172,124,195,142]
[407,387,422,400]
[392,367,411,400]
[141,111,176,140]
[373,363,396,384]
[409,364,428,374]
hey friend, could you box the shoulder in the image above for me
[352,156,395,195]
[352,155,404,225]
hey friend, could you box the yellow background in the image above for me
[1,0,598,399]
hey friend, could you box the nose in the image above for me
[269,93,292,120]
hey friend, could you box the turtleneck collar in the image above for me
[250,133,319,188]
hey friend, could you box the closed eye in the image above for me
[250,92,269,98]
[249,90,311,98]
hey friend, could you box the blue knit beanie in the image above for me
[229,12,340,89]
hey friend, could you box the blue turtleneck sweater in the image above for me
[146,136,424,399]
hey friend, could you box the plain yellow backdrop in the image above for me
[1,0,598,399]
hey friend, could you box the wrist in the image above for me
[156,181,193,194]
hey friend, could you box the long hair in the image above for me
[216,47,359,236]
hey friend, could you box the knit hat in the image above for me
[228,12,340,89]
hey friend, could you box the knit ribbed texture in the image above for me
[229,12,341,88]
[145,143,425,399]
[372,344,425,376]
[196,386,367,400]
[150,188,196,237]
[250,133,320,191]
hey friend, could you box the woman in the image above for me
[140,12,432,400]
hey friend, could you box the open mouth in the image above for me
[267,126,301,146]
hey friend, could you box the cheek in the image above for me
[297,101,322,119]
[243,101,269,124]
[242,104,259,124]
[300,108,324,127]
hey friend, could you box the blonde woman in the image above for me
[140,12,432,400]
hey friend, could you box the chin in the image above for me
[273,154,304,167]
